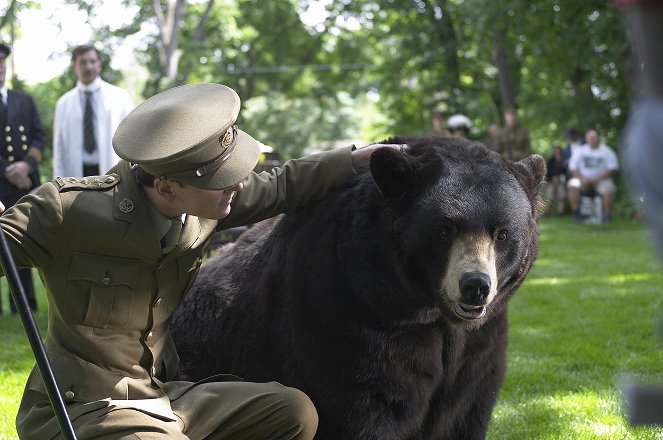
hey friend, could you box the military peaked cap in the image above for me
[113,83,260,190]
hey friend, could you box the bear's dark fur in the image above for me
[171,137,546,440]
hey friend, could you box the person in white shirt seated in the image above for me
[567,129,619,223]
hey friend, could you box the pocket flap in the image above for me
[68,253,140,288]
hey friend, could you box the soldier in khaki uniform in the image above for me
[1,83,394,439]
[497,107,532,161]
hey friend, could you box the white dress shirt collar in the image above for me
[77,77,103,93]
[0,85,7,105]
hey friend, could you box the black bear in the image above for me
[171,137,546,440]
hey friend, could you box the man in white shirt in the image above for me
[53,44,134,178]
[567,129,619,223]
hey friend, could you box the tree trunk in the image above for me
[151,0,186,80]
[179,0,217,85]
[424,0,461,109]
[492,35,516,111]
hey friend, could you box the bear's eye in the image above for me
[439,226,452,238]
[496,230,508,241]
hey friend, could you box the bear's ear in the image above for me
[370,146,417,198]
[509,154,547,213]
[514,154,546,187]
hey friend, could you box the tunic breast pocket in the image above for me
[65,253,141,329]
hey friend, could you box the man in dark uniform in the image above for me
[0,83,399,439]
[0,42,45,313]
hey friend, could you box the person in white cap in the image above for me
[447,113,473,139]
[1,82,399,439]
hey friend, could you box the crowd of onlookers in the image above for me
[428,109,620,225]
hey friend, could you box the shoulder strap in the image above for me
[53,174,121,192]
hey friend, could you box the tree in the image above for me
[65,0,633,154]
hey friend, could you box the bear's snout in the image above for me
[459,272,491,305]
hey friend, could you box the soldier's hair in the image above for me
[131,164,157,187]
[71,44,101,63]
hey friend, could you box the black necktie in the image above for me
[84,91,96,153]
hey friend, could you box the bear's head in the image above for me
[369,136,545,328]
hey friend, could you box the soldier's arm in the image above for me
[0,183,64,273]
[217,147,355,230]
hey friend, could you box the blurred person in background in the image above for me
[429,109,451,137]
[484,122,502,151]
[498,107,531,160]
[544,145,568,216]
[620,0,663,257]
[53,43,134,178]
[447,114,472,139]
[0,42,45,313]
[567,129,619,224]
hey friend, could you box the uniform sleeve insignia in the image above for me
[54,174,121,192]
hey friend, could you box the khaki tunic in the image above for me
[497,123,531,161]
[1,147,354,438]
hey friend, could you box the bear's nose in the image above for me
[459,272,491,304]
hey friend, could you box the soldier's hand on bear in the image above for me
[351,143,408,170]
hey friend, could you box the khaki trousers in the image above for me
[16,381,318,440]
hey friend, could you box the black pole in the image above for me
[0,226,77,440]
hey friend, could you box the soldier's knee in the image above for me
[277,386,318,440]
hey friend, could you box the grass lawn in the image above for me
[0,216,662,438]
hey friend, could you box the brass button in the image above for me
[18,125,24,132]
[105,176,115,183]
[101,277,111,286]
[21,135,26,141]
[6,146,12,152]
[22,144,28,151]
[4,126,9,132]
[145,331,154,341]
[5,136,10,142]
[153,297,163,307]
[64,390,75,400]
[8,155,13,162]
[197,257,204,264]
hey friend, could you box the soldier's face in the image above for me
[172,181,244,220]
[72,50,102,85]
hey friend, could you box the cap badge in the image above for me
[119,197,134,213]
[194,125,238,177]
[221,126,235,148]
[159,125,239,181]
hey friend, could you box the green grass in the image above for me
[0,217,662,438]
[487,217,663,439]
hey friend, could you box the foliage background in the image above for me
[2,0,635,168]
